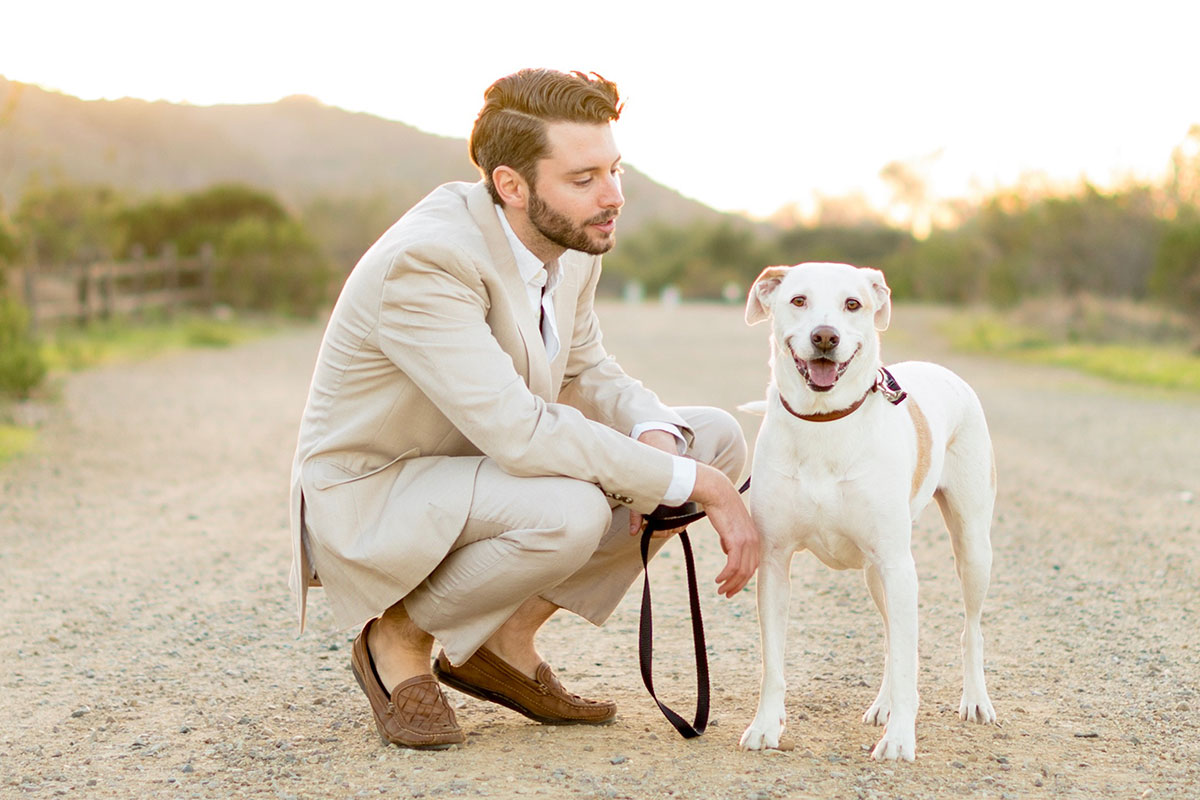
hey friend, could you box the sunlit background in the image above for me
[4,0,1199,219]
[3,0,1200,406]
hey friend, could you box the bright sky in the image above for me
[3,0,1199,219]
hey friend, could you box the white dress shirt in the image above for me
[495,206,695,506]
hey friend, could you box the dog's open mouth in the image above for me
[790,344,860,392]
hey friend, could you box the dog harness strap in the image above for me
[877,366,908,404]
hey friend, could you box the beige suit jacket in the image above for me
[289,181,690,629]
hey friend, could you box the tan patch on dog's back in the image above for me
[907,399,932,501]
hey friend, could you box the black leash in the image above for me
[638,476,750,739]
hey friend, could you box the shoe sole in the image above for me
[350,647,462,750]
[433,661,616,726]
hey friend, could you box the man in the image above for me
[289,68,759,749]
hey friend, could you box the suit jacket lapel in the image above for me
[466,183,554,398]
[548,254,581,394]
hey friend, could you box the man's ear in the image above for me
[863,267,891,331]
[492,166,529,209]
[745,266,792,325]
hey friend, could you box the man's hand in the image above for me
[689,464,760,598]
[629,429,687,537]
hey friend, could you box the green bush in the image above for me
[214,217,333,316]
[0,298,47,398]
[1150,220,1200,315]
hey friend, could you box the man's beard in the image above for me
[528,190,618,255]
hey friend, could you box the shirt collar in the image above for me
[496,204,561,292]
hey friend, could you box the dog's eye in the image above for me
[790,295,806,308]
[845,298,862,311]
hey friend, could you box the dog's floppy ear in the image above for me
[863,267,892,331]
[745,266,791,325]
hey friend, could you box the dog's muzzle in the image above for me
[788,339,861,392]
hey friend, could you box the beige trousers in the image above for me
[402,406,747,665]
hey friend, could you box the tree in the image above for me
[880,150,943,239]
[14,179,123,266]
[115,184,333,317]
[114,184,288,257]
[1167,124,1200,213]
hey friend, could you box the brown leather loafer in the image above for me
[350,619,465,749]
[433,647,616,725]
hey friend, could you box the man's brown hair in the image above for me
[469,69,622,204]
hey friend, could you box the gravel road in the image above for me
[1,302,1197,799]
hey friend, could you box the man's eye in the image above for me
[845,298,862,311]
[790,296,806,308]
[574,177,593,187]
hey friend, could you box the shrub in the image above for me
[215,217,334,317]
[0,298,47,398]
[1150,220,1200,316]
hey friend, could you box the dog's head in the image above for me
[746,262,891,399]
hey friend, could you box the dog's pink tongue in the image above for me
[807,359,839,388]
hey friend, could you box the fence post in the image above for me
[162,242,178,318]
[95,259,113,321]
[75,262,91,327]
[130,244,146,320]
[199,242,215,308]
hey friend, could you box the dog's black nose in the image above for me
[811,326,840,353]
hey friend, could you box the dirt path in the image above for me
[1,303,1197,799]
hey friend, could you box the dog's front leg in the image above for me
[739,546,794,751]
[869,552,919,762]
[862,563,892,726]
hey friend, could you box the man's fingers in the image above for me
[714,530,759,596]
[715,556,753,596]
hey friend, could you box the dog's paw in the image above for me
[862,697,890,727]
[739,714,785,751]
[870,727,916,762]
[958,693,997,724]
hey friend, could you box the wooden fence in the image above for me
[9,244,216,333]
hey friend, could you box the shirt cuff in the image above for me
[630,421,687,455]
[661,455,697,507]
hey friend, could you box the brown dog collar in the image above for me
[778,367,908,423]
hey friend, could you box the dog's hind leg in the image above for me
[861,564,892,726]
[739,546,795,751]
[935,441,997,725]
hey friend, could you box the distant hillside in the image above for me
[0,76,726,262]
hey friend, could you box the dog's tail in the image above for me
[736,400,768,416]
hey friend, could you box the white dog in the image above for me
[737,262,997,761]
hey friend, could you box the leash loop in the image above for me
[637,476,750,739]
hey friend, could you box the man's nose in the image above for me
[601,174,624,209]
